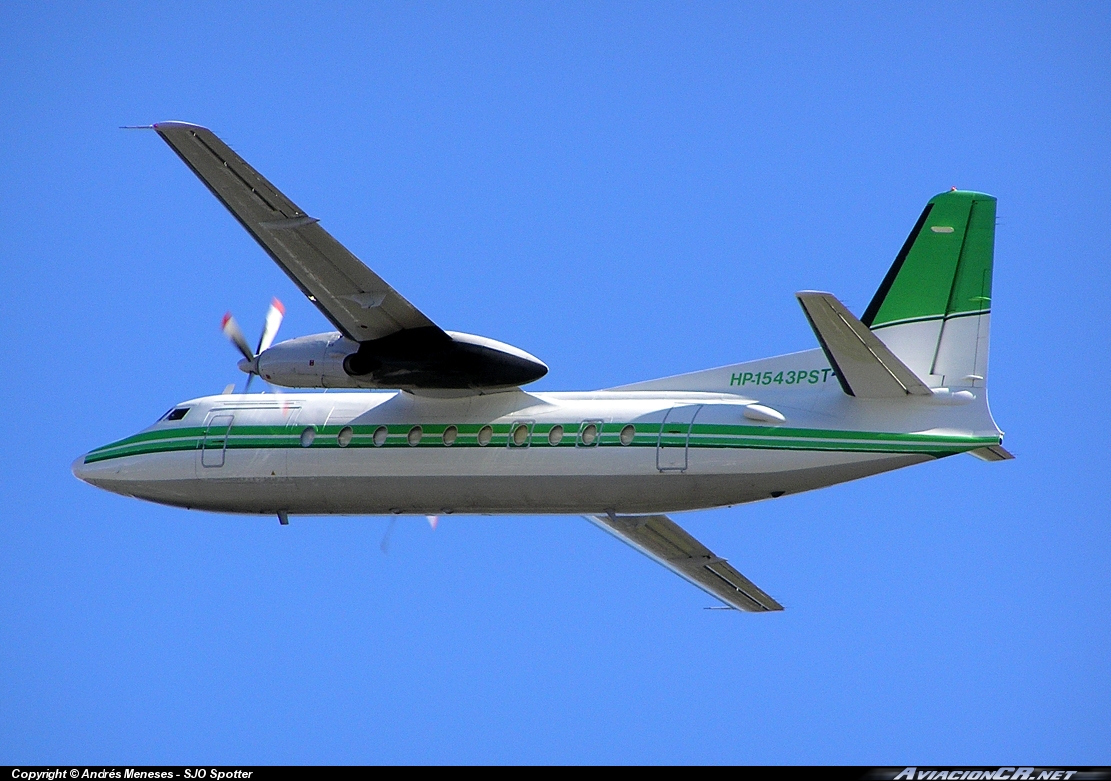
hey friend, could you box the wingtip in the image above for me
[150,120,210,133]
[123,121,210,133]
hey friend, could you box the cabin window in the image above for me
[442,426,458,446]
[373,426,388,447]
[578,422,600,447]
[407,426,423,446]
[620,424,636,446]
[164,407,190,421]
[300,426,316,448]
[337,426,354,448]
[477,425,493,447]
[547,425,564,446]
[510,422,531,448]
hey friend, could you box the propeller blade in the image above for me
[380,516,398,554]
[256,297,285,355]
[221,312,254,362]
[427,515,439,530]
[244,373,255,394]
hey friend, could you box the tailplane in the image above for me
[795,291,932,398]
[610,190,1000,399]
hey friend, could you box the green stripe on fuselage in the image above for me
[83,421,1001,463]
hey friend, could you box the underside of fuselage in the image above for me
[76,447,933,516]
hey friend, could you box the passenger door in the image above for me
[656,405,702,472]
[199,414,234,469]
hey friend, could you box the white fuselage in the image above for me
[73,357,1001,517]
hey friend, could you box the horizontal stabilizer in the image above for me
[796,291,932,399]
[584,513,783,612]
[969,444,1015,462]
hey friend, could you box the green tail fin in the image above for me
[862,190,996,329]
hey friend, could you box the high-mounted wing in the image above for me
[151,122,438,342]
[584,513,783,612]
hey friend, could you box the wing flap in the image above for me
[584,513,783,612]
[796,291,932,398]
[152,122,438,341]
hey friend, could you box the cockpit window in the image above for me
[164,407,190,421]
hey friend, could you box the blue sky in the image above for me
[2,1,1109,764]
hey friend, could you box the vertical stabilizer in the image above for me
[861,190,996,389]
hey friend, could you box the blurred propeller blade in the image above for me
[256,297,285,355]
[223,299,284,393]
[221,313,254,362]
[380,517,398,554]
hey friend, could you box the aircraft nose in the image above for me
[71,453,94,484]
[72,451,117,490]
[72,453,89,482]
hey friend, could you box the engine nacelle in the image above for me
[250,332,350,388]
[253,330,548,391]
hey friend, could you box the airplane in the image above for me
[73,122,1012,612]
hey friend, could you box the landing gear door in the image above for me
[199,414,234,470]
[656,405,702,472]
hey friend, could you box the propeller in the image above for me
[222,298,285,392]
[380,517,398,554]
[379,515,440,554]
